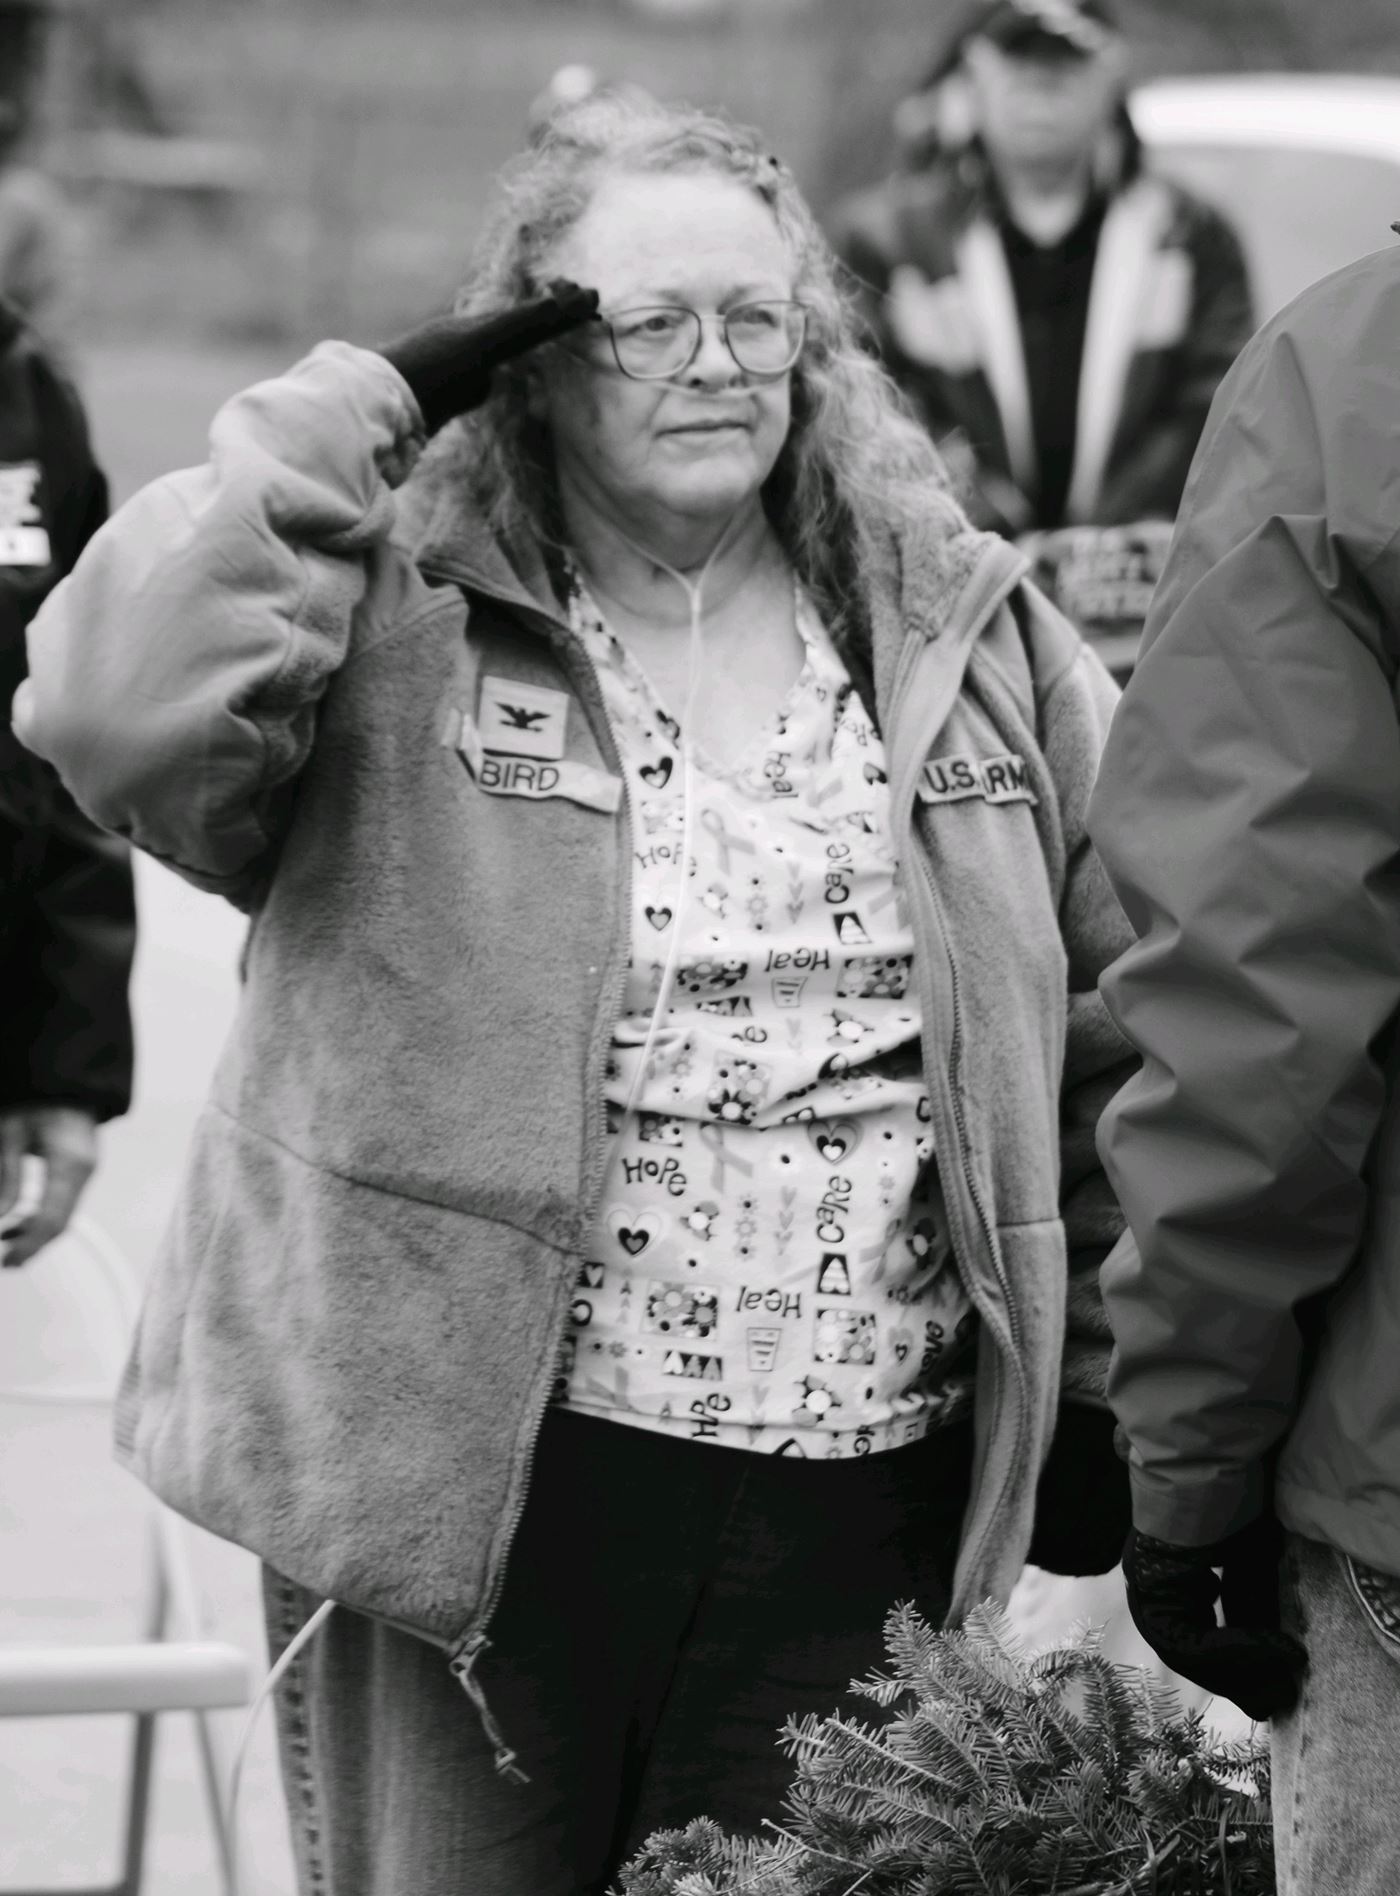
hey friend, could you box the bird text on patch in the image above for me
[918,753,1037,807]
[448,708,622,815]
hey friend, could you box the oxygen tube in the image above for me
[225,1597,336,1896]
[220,504,750,1885]
[608,499,755,1124]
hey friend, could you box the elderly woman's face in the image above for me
[537,170,798,536]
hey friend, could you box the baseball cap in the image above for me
[972,0,1119,60]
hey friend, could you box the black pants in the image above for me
[264,1407,975,1896]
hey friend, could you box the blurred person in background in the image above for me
[525,66,658,147]
[0,136,74,346]
[0,293,132,1267]
[1089,242,1400,1889]
[0,0,77,348]
[526,62,603,141]
[829,0,1254,541]
[15,92,1137,1894]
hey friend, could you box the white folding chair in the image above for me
[0,1212,254,1896]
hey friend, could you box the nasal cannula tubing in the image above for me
[611,497,754,1125]
[219,505,750,1892]
[224,1597,335,1894]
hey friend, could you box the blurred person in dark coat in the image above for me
[0,153,73,345]
[0,295,133,1265]
[829,0,1254,538]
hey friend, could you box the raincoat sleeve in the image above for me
[12,343,426,907]
[1086,251,1400,1546]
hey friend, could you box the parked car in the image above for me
[1030,72,1400,680]
[1131,72,1400,323]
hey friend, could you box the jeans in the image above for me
[1272,1530,1400,1893]
[262,1406,974,1896]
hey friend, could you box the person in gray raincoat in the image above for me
[1088,238,1400,1891]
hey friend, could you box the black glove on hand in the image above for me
[380,279,599,435]
[1027,1403,1133,1578]
[1123,1516,1307,1722]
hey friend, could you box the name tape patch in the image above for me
[918,753,1038,808]
[451,710,622,815]
[479,675,569,759]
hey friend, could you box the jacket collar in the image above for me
[397,422,1025,728]
[396,427,563,630]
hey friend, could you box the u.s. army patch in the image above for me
[918,753,1038,807]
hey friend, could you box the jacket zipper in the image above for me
[908,848,1027,1599]
[343,1607,531,1782]
[885,541,1026,1345]
[884,546,1033,1591]
[917,854,1021,1354]
[448,1635,531,1783]
[421,561,634,1774]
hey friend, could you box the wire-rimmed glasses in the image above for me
[594,301,809,381]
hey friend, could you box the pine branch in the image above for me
[619,1611,1274,1896]
[1033,1829,1185,1896]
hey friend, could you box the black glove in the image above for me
[1027,1402,1133,1577]
[1123,1516,1308,1722]
[379,279,599,435]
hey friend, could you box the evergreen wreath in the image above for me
[617,1603,1273,1896]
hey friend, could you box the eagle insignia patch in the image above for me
[479,676,569,759]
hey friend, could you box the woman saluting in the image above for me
[17,90,1136,1896]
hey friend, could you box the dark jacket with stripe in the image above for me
[0,302,134,1119]
[829,137,1254,535]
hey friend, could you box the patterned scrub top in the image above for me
[557,567,977,1457]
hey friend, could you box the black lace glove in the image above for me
[1123,1516,1308,1721]
[379,279,599,435]
[1027,1402,1133,1577]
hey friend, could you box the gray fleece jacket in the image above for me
[14,342,1133,1714]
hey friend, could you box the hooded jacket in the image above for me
[1088,242,1400,1577]
[829,127,1254,536]
[14,342,1134,1701]
[0,300,133,1120]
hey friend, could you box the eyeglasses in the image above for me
[592,301,809,381]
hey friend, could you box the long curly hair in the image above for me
[437,88,960,659]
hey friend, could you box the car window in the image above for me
[1145,142,1400,319]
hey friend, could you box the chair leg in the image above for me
[193,1708,239,1896]
[114,1712,158,1896]
[142,1517,172,1644]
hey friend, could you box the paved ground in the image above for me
[0,342,1248,1894]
